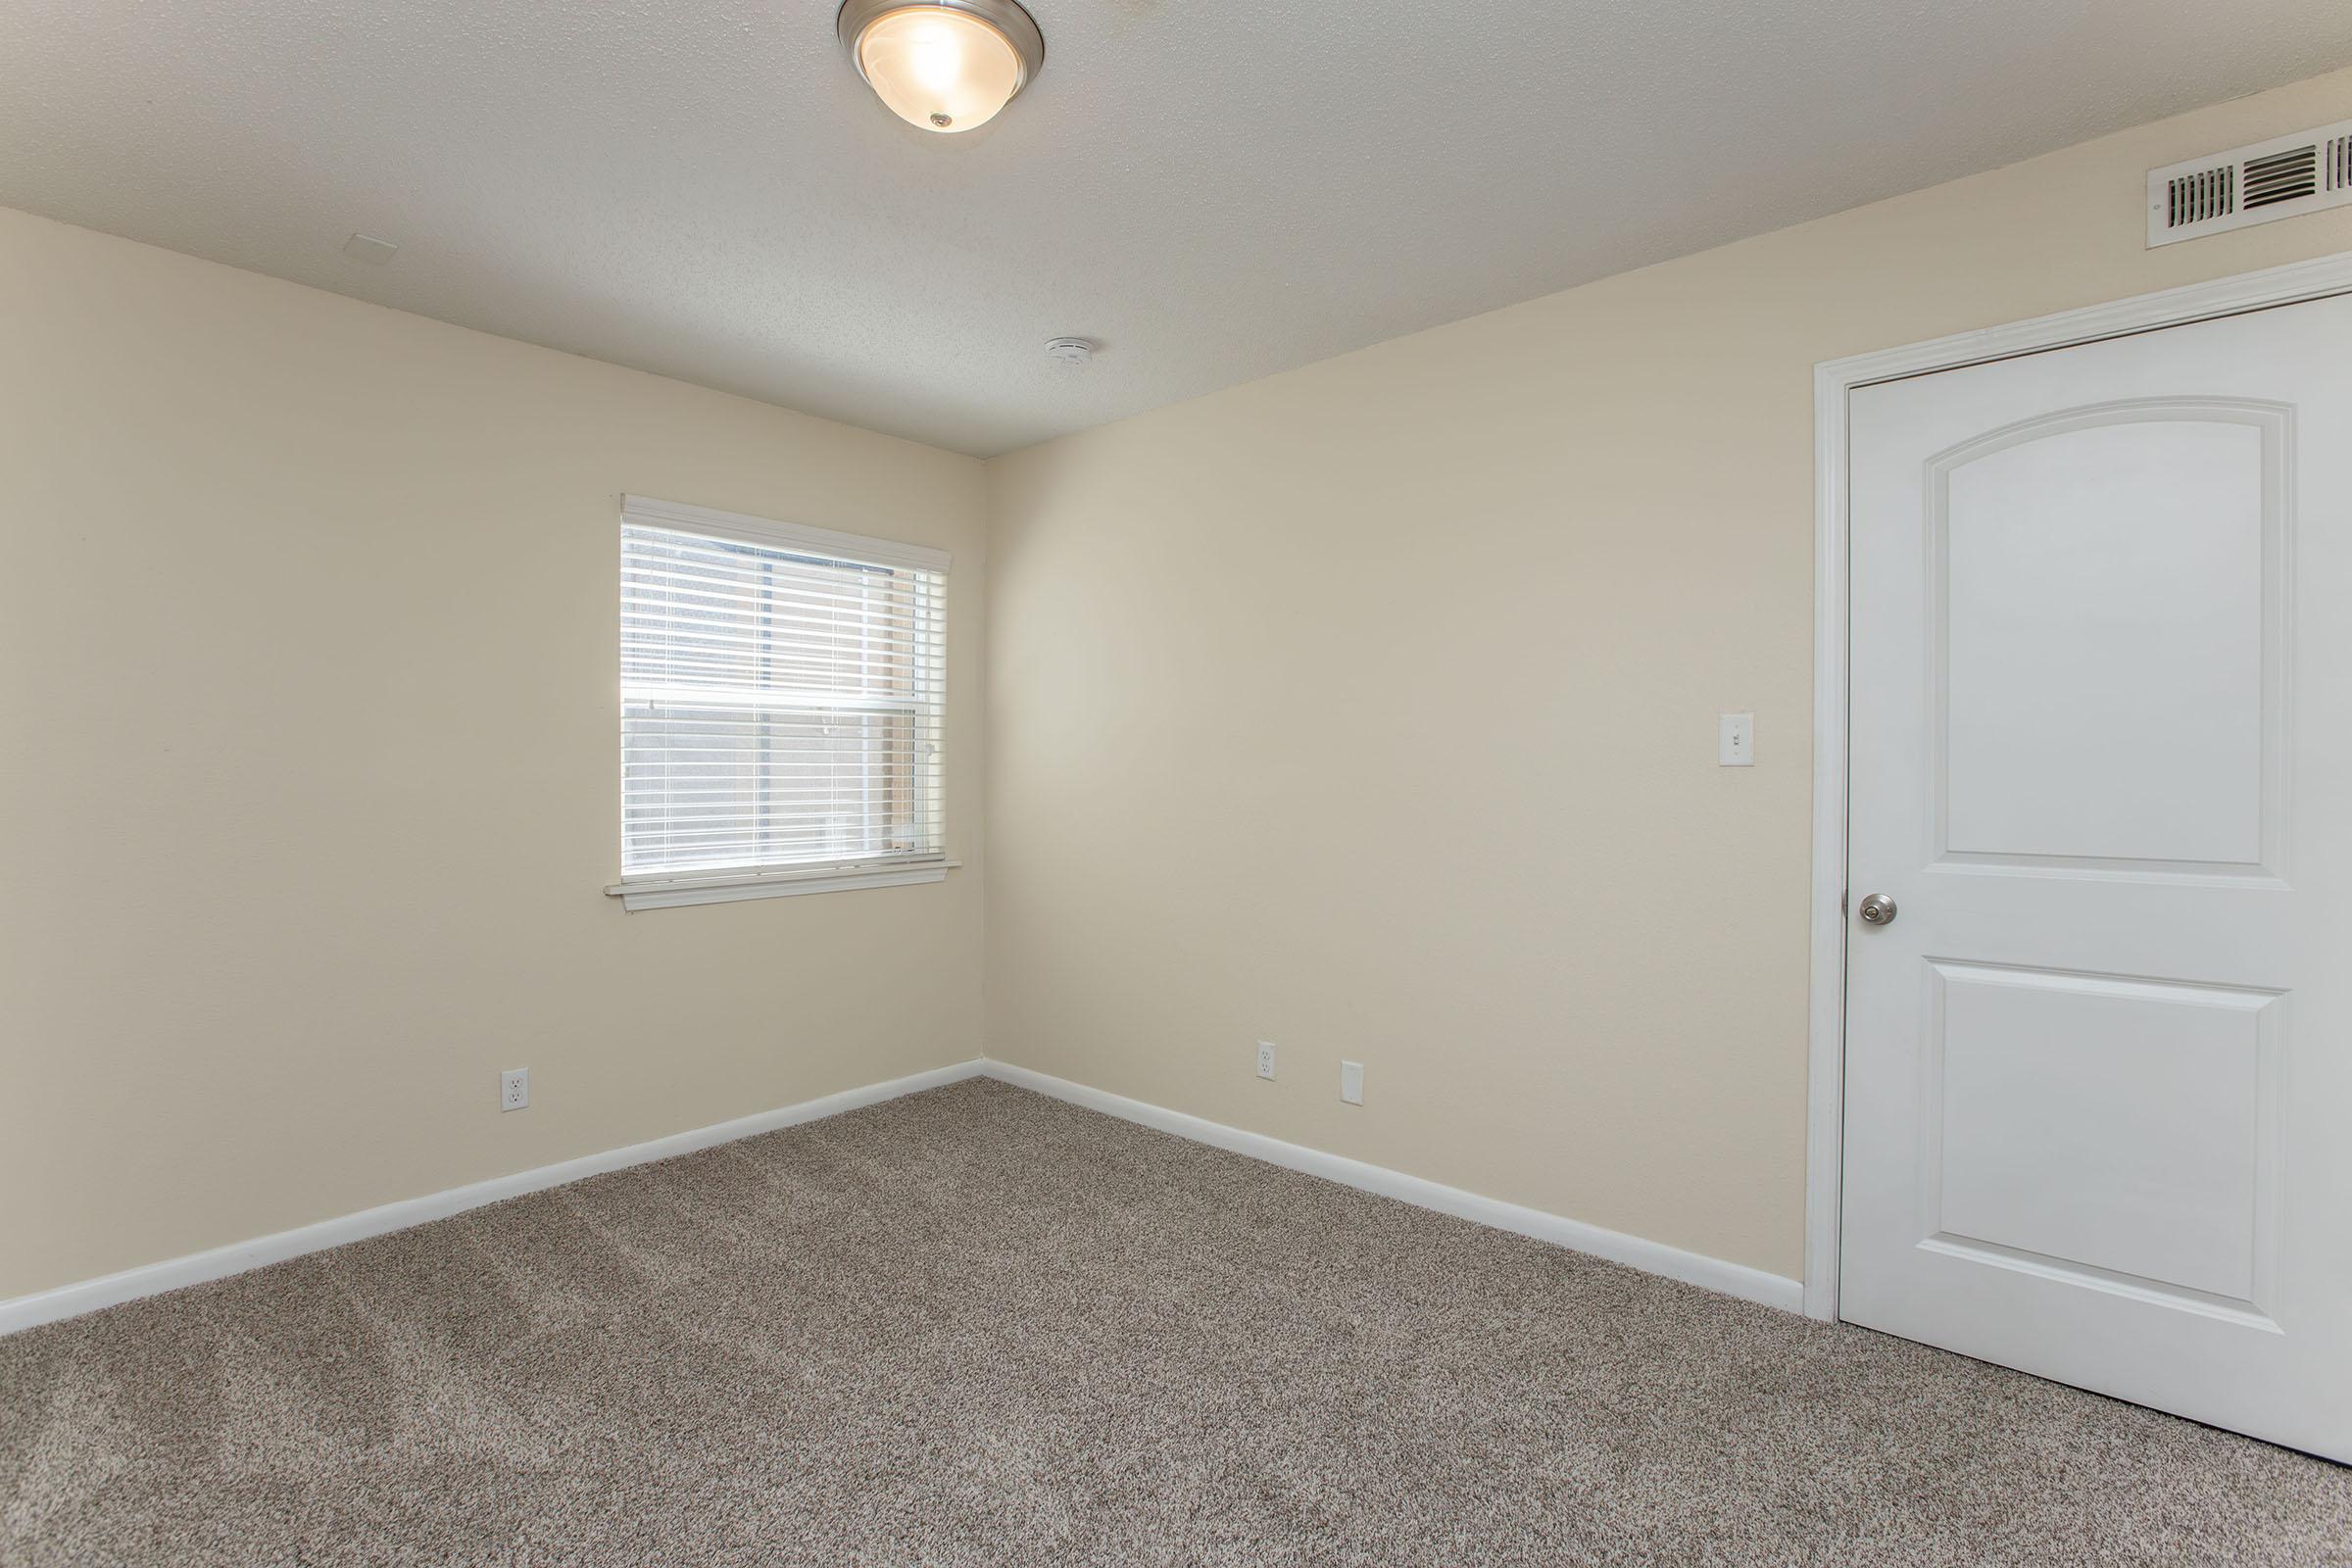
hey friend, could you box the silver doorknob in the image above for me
[1857,893,1897,926]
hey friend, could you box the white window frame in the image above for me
[604,494,956,911]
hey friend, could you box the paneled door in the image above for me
[1840,292,2352,1461]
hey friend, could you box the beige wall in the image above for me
[984,67,2352,1283]
[10,64,2352,1308]
[0,208,987,1300]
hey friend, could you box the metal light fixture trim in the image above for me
[837,0,1047,133]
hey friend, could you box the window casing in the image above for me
[613,496,948,907]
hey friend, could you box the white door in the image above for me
[1840,292,2352,1461]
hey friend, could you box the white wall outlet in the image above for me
[1718,711,1755,767]
[500,1068,529,1112]
[1340,1060,1364,1105]
[1256,1041,1277,1080]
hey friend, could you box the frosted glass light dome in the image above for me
[839,0,1046,134]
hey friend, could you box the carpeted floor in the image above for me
[1,1079,2345,1566]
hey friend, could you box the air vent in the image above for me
[2166,165,2233,228]
[2242,145,2318,209]
[2150,119,2352,246]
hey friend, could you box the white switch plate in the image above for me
[1256,1041,1277,1080]
[501,1068,529,1112]
[1719,711,1754,767]
[1340,1060,1364,1105]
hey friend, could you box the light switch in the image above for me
[1719,712,1754,767]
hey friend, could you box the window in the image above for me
[612,495,949,909]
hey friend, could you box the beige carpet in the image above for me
[1,1078,2345,1566]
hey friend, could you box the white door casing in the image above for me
[1836,292,2352,1460]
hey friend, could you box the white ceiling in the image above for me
[6,1,2352,457]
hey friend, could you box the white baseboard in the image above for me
[0,1058,986,1337]
[3,1054,1801,1336]
[978,1059,1806,1314]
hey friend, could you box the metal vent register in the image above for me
[2148,120,2352,246]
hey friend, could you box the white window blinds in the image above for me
[619,496,947,883]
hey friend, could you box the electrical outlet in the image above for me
[1256,1041,1276,1080]
[500,1068,529,1112]
[1340,1060,1364,1105]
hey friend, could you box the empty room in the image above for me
[4,0,2352,1561]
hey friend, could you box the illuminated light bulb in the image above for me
[838,0,1044,134]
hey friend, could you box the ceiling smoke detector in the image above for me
[837,0,1046,135]
[1044,337,1095,366]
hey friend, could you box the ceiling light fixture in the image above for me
[837,0,1045,134]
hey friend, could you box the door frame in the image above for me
[1802,248,2352,1322]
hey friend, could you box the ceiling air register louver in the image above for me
[2148,118,2352,246]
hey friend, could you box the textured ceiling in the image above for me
[6,1,2352,456]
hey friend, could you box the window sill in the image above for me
[604,858,958,911]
